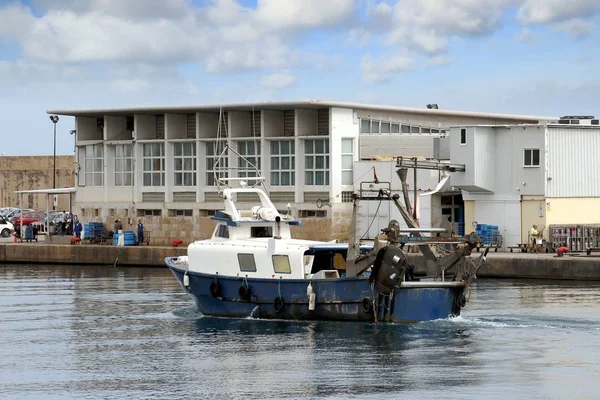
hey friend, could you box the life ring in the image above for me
[209,280,221,298]
[273,296,284,313]
[361,297,373,314]
[238,285,251,301]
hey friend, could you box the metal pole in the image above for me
[413,158,417,219]
[53,122,56,190]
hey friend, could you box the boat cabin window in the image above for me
[237,253,257,272]
[216,224,229,238]
[251,226,273,238]
[272,255,291,274]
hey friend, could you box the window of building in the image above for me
[460,128,467,145]
[411,126,420,134]
[299,210,327,218]
[199,209,217,217]
[237,141,261,178]
[216,224,229,238]
[360,119,370,134]
[401,124,410,133]
[270,140,295,186]
[391,124,400,134]
[206,141,228,186]
[142,143,165,186]
[238,253,257,272]
[381,122,390,134]
[341,138,354,185]
[114,144,133,186]
[370,120,379,134]
[173,142,197,186]
[272,254,291,274]
[169,209,193,217]
[524,149,540,167]
[304,139,330,186]
[138,209,161,217]
[84,144,104,186]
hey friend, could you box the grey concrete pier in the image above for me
[1,241,600,280]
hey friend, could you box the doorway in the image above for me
[440,193,464,236]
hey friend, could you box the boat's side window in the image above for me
[251,226,273,237]
[272,255,291,274]
[238,253,257,272]
[216,224,229,238]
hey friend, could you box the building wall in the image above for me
[0,156,74,210]
[520,195,547,243]
[545,198,600,226]
[547,126,600,198]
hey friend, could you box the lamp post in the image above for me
[49,115,59,210]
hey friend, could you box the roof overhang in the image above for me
[14,187,76,195]
[47,99,556,123]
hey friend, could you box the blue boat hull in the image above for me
[166,258,465,323]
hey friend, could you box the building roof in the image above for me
[47,99,556,122]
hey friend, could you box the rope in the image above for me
[332,166,377,201]
[360,199,383,240]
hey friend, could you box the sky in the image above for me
[0,0,599,156]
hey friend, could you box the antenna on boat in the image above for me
[212,106,269,195]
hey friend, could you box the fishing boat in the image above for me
[166,142,488,323]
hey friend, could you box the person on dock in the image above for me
[529,224,540,253]
[137,219,144,245]
[74,217,82,239]
[114,219,123,232]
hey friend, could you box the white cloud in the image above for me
[517,0,600,24]
[360,53,415,82]
[383,0,514,55]
[0,0,357,72]
[551,19,596,39]
[515,28,537,43]
[260,70,297,89]
[426,55,455,67]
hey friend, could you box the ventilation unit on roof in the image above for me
[558,115,597,125]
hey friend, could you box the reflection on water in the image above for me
[1,264,599,400]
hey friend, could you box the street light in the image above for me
[49,115,59,210]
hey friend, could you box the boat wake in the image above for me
[422,313,600,332]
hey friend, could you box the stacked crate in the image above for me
[476,224,501,246]
[84,222,104,240]
[550,225,600,252]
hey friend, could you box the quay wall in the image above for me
[407,254,600,281]
[0,244,186,267]
[2,244,600,280]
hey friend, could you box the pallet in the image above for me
[507,244,528,253]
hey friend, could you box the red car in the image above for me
[11,210,45,228]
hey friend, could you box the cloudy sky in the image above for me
[1,0,599,155]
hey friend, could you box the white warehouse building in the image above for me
[48,100,554,245]
[449,118,600,248]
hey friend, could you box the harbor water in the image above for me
[1,264,599,400]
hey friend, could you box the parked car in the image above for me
[0,207,19,218]
[0,216,15,237]
[11,211,45,230]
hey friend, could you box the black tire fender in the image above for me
[209,280,221,298]
[238,285,251,301]
[361,297,373,314]
[273,296,284,313]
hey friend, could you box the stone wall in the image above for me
[0,156,75,210]
[78,208,354,246]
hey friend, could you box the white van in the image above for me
[0,216,15,237]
